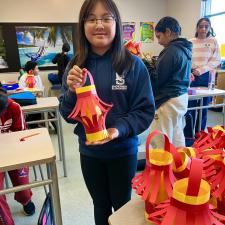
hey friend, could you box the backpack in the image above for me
[8,91,37,106]
[38,193,54,225]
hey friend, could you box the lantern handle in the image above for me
[145,130,171,161]
[145,130,183,168]
[186,158,203,196]
[83,69,95,86]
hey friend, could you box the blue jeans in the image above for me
[184,72,210,139]
[80,153,137,225]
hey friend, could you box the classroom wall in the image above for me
[167,0,202,39]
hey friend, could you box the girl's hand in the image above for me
[192,69,200,76]
[67,65,87,91]
[86,128,119,145]
[190,73,195,82]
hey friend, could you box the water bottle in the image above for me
[208,69,216,90]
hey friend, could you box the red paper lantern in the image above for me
[68,70,112,142]
[25,70,36,89]
[132,131,176,218]
[148,158,225,225]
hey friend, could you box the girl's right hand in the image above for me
[67,65,87,91]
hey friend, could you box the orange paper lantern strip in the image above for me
[25,70,36,89]
[132,130,176,205]
[124,40,141,56]
[68,69,113,142]
[148,158,225,225]
[209,160,225,199]
[193,130,224,153]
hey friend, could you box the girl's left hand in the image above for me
[86,128,119,145]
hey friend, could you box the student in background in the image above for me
[19,61,44,96]
[59,0,155,224]
[149,16,192,148]
[184,17,221,140]
[0,87,35,223]
[49,43,71,85]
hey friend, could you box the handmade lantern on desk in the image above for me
[132,131,176,218]
[68,69,112,142]
[25,70,36,89]
[148,158,225,225]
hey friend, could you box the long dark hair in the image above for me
[195,17,216,37]
[69,0,133,75]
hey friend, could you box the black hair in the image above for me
[24,61,37,73]
[155,16,181,36]
[69,0,133,75]
[195,17,216,37]
[62,43,70,52]
[0,88,8,115]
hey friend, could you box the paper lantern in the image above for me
[148,158,225,225]
[25,70,36,89]
[132,130,176,217]
[68,69,112,142]
[124,40,141,56]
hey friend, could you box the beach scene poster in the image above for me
[15,25,74,68]
[0,25,8,69]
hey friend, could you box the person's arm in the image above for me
[18,74,27,89]
[52,54,59,64]
[113,59,155,138]
[11,102,26,131]
[156,48,174,88]
[195,38,221,75]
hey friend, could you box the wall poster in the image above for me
[15,25,74,68]
[122,22,136,41]
[140,22,154,43]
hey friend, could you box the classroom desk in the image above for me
[188,87,225,132]
[22,97,67,177]
[215,69,225,105]
[108,198,154,225]
[0,128,62,225]
[7,88,45,97]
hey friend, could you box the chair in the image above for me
[48,84,61,97]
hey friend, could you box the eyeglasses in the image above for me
[85,15,115,26]
[199,25,210,29]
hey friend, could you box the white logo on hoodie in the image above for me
[112,73,127,90]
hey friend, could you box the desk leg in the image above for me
[47,163,63,225]
[55,109,63,161]
[198,98,203,132]
[56,109,67,177]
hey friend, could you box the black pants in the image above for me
[80,153,137,225]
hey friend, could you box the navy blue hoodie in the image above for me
[150,38,192,109]
[59,49,155,159]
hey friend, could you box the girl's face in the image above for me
[197,20,210,39]
[84,2,116,55]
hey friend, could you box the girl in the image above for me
[184,18,221,142]
[59,0,155,224]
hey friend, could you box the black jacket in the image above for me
[150,38,192,109]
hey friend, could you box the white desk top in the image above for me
[22,97,59,112]
[188,88,225,100]
[109,198,154,225]
[0,128,55,172]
